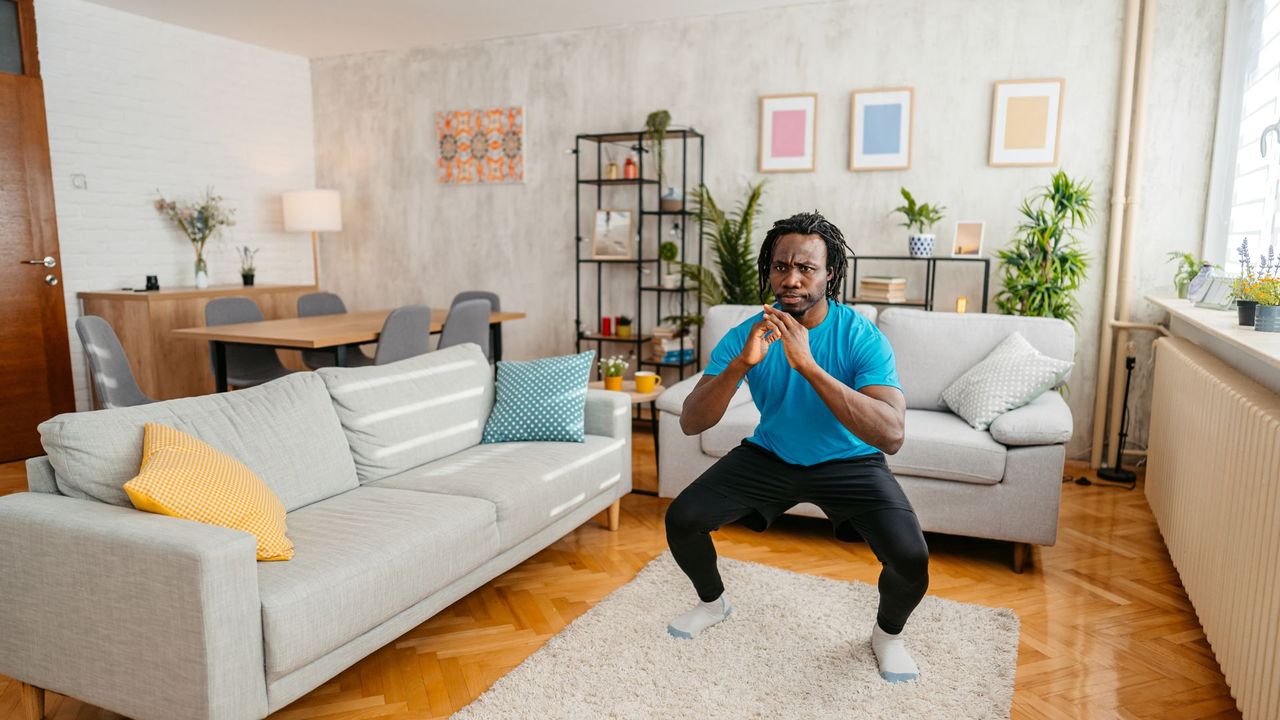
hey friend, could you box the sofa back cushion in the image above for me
[877,309,1075,411]
[38,372,359,512]
[317,343,495,484]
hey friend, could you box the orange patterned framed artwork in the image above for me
[436,106,525,184]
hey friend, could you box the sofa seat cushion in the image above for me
[257,487,498,679]
[370,435,626,551]
[888,410,1006,485]
[701,402,761,458]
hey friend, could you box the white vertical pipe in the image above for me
[1090,0,1143,468]
[1106,0,1158,468]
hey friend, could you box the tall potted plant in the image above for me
[892,188,945,258]
[994,171,1094,327]
[155,188,236,288]
[680,181,772,308]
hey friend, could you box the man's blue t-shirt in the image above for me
[703,299,902,466]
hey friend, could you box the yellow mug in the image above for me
[634,371,658,394]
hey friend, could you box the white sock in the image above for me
[667,595,732,639]
[870,622,919,683]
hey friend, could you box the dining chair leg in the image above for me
[335,344,347,367]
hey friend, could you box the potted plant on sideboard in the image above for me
[238,246,259,287]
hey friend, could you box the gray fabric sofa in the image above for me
[0,343,631,720]
[656,306,1074,571]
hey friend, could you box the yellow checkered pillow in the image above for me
[124,423,294,561]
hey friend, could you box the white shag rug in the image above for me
[451,551,1019,720]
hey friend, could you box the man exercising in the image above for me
[664,211,929,683]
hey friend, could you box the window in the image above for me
[1207,0,1280,273]
[0,0,22,75]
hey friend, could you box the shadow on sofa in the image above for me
[656,306,1074,574]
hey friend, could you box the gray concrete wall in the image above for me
[311,0,1226,460]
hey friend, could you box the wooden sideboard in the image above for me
[77,284,317,401]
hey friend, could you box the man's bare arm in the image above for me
[679,358,752,435]
[799,367,906,454]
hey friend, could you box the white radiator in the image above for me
[1146,337,1280,719]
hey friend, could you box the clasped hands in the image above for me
[741,304,817,374]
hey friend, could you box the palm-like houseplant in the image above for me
[994,171,1094,327]
[680,181,773,309]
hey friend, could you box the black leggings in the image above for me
[665,443,930,635]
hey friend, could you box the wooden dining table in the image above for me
[172,308,526,392]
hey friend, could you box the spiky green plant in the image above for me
[994,170,1094,327]
[680,181,773,307]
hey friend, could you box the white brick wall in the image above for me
[35,0,316,410]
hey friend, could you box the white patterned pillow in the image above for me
[941,332,1073,431]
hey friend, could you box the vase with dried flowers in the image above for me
[155,188,236,288]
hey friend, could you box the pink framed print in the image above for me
[759,94,817,173]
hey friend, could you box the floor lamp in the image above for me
[282,189,342,287]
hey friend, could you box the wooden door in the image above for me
[0,0,73,461]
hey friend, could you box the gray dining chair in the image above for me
[297,291,373,369]
[449,291,500,361]
[205,297,294,388]
[437,297,492,358]
[374,305,433,365]
[75,316,153,409]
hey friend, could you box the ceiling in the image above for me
[79,0,825,59]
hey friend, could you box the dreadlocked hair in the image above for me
[757,211,853,300]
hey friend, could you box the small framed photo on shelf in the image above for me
[989,79,1065,167]
[591,209,633,259]
[951,221,985,257]
[850,87,913,172]
[759,93,817,173]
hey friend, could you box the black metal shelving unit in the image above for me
[574,128,705,383]
[843,255,992,312]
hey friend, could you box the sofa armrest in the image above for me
[584,389,631,440]
[655,372,752,415]
[0,492,267,720]
[989,390,1073,446]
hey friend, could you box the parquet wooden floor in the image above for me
[0,427,1242,719]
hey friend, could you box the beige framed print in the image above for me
[850,87,913,171]
[951,221,985,256]
[989,79,1064,167]
[759,93,817,172]
[591,209,633,259]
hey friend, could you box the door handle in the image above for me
[23,256,56,268]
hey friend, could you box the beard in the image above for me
[775,290,819,319]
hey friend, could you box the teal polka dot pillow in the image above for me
[482,351,595,443]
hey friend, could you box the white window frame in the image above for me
[1204,0,1277,273]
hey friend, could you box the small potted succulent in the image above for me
[238,246,259,287]
[599,354,628,391]
[616,315,633,339]
[893,187,946,258]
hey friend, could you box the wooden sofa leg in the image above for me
[1013,542,1031,574]
[19,682,44,720]
[607,499,621,531]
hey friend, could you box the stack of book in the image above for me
[649,325,695,364]
[859,276,908,303]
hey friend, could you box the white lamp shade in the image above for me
[283,189,342,233]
